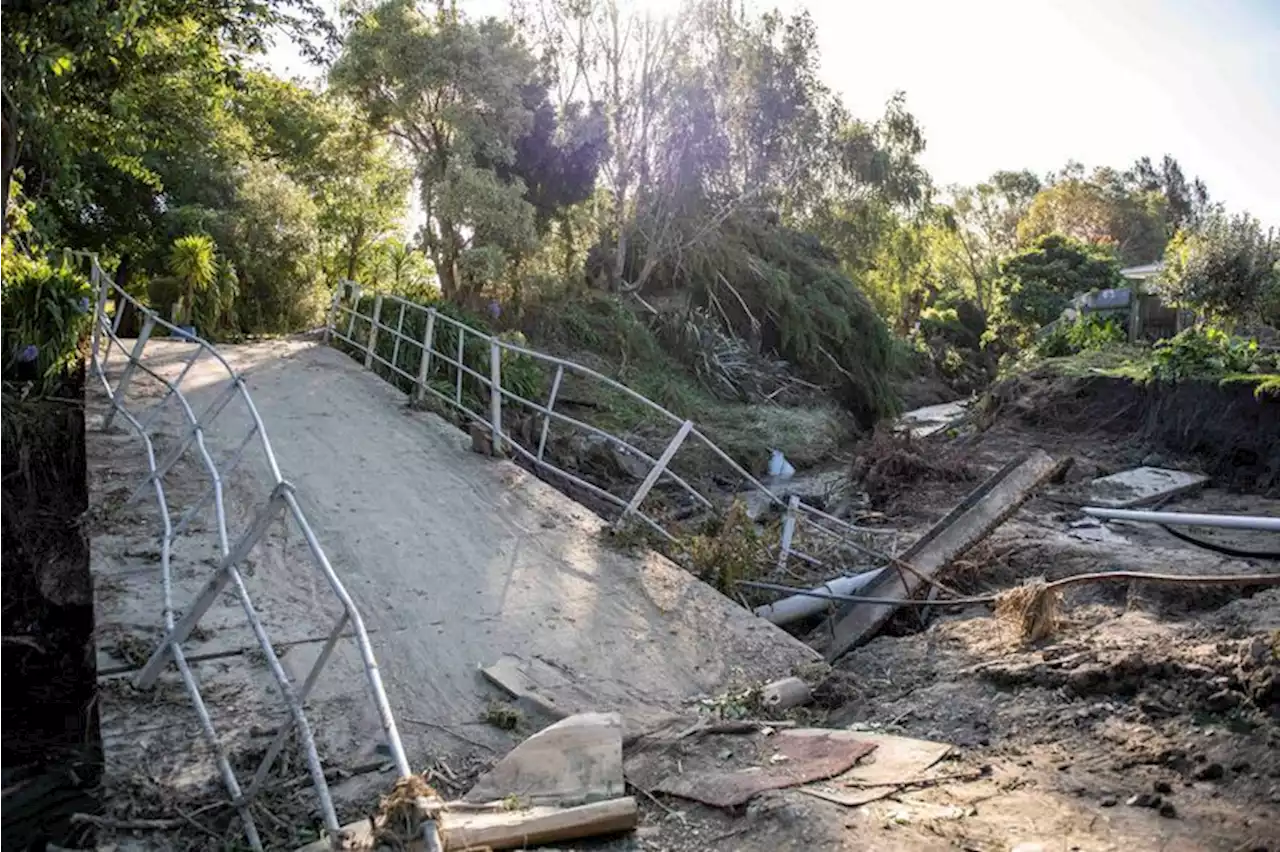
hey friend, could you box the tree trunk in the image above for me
[345,223,366,283]
[2,96,19,236]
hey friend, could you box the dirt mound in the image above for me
[985,370,1280,492]
[977,631,1278,717]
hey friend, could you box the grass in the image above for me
[1022,345,1156,380]
[1014,345,1279,395]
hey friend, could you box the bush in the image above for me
[1,250,93,388]
[342,291,544,415]
[1149,327,1273,381]
[1036,313,1127,357]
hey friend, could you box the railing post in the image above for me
[346,284,361,340]
[617,420,693,523]
[324,282,342,345]
[489,339,503,455]
[776,495,800,574]
[414,308,436,403]
[391,301,407,375]
[365,293,383,370]
[536,364,564,462]
[102,316,156,430]
[90,258,111,371]
[455,326,465,405]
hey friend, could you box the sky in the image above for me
[267,0,1280,226]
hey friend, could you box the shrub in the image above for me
[1036,313,1128,358]
[1149,327,1272,381]
[1,250,93,388]
[345,291,544,414]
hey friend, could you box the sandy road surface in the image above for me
[89,337,814,805]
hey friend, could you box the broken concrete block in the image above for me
[464,712,624,806]
[1086,466,1208,509]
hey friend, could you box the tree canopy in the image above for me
[4,0,1274,418]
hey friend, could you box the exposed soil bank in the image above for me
[1,365,101,850]
[986,370,1280,493]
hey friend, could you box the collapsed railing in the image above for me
[326,282,897,577]
[75,254,428,850]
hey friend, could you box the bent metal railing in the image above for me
[75,253,431,850]
[326,281,898,577]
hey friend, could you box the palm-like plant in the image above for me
[168,234,217,326]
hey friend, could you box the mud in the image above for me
[986,370,1280,492]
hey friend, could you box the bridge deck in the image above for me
[88,338,815,816]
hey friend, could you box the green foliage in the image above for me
[1,249,92,388]
[680,500,771,594]
[1036,313,1127,357]
[341,292,544,415]
[1156,212,1280,324]
[1149,328,1273,382]
[992,233,1121,347]
[1017,164,1170,265]
[623,212,896,424]
[333,1,543,301]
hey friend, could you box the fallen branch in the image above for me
[71,813,185,831]
[673,718,797,739]
[405,718,497,753]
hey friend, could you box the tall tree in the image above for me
[1018,167,1167,265]
[1157,211,1279,324]
[1,0,333,236]
[1125,154,1211,233]
[332,0,542,301]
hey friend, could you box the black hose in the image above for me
[1159,524,1280,560]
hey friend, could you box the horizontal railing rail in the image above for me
[75,253,435,851]
[326,282,898,578]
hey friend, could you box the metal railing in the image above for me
[326,282,898,577]
[76,254,432,850]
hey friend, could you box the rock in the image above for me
[1126,793,1161,808]
[1153,780,1172,794]
[1011,844,1046,852]
[1099,796,1118,807]
[1159,802,1178,819]
[1237,635,1272,670]
[1193,762,1225,781]
[1205,690,1240,712]
[610,445,651,480]
[1063,458,1101,484]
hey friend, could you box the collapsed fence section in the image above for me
[326,282,898,581]
[75,253,433,851]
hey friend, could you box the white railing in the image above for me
[76,254,436,851]
[326,282,898,577]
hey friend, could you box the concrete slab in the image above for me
[895,400,969,439]
[88,339,818,809]
[819,450,1061,660]
[1086,466,1209,508]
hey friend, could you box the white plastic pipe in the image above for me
[753,568,885,625]
[1083,507,1280,532]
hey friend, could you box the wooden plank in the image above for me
[821,450,1060,660]
[296,798,639,851]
